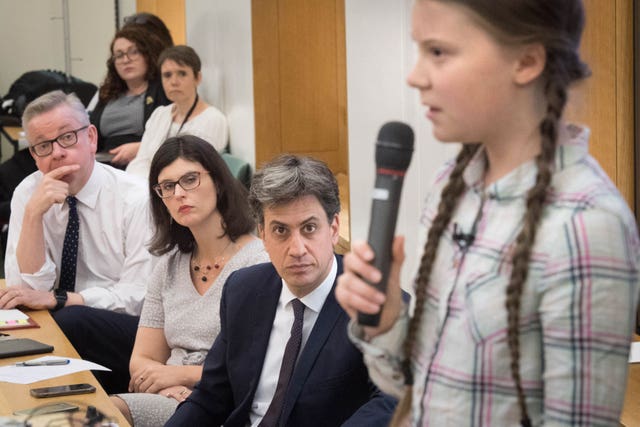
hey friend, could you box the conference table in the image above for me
[0,279,130,426]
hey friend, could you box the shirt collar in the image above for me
[279,255,337,313]
[73,161,101,209]
[462,123,590,199]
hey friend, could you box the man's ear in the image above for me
[513,43,546,86]
[87,124,98,153]
[330,214,340,245]
[257,224,265,240]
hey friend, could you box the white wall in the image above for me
[186,0,256,165]
[0,0,116,94]
[0,0,117,160]
[345,0,458,289]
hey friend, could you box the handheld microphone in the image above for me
[358,121,414,327]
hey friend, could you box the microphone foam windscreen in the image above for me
[376,121,414,171]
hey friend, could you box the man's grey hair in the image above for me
[22,90,89,130]
[249,154,340,226]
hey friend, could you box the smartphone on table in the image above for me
[29,383,96,398]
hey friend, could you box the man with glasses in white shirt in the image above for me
[0,90,154,395]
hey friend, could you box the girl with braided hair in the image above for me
[336,1,640,426]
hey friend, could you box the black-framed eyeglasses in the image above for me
[29,125,90,157]
[112,48,141,63]
[153,171,210,198]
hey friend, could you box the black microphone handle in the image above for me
[358,173,405,327]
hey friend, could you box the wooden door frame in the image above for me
[635,0,640,223]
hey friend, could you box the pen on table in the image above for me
[15,359,70,367]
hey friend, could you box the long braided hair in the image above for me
[391,1,590,425]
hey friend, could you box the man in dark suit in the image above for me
[165,155,396,426]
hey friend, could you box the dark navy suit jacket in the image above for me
[165,257,396,427]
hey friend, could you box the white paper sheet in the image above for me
[629,342,640,363]
[0,309,29,322]
[0,355,110,384]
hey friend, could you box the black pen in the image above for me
[15,359,70,367]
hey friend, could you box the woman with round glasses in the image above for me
[111,135,268,427]
[126,45,228,179]
[90,25,170,166]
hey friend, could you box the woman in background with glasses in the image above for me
[90,25,170,166]
[111,135,268,427]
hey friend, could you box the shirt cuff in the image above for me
[19,262,57,291]
[348,306,409,358]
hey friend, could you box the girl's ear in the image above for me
[513,43,546,85]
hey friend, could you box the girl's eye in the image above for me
[430,47,443,56]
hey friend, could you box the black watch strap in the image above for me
[53,289,68,311]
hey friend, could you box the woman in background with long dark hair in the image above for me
[90,25,169,166]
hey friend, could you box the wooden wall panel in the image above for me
[565,0,634,208]
[615,0,634,210]
[252,0,348,174]
[136,0,186,45]
[279,1,338,154]
[252,0,282,168]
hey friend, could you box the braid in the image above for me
[390,143,480,426]
[505,64,567,426]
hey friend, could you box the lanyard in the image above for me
[168,92,199,139]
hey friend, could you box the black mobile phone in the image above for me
[29,383,96,398]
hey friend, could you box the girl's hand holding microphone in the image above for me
[336,236,405,338]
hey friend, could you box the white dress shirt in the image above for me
[126,104,228,179]
[5,162,154,315]
[248,256,338,426]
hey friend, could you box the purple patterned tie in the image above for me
[59,196,79,292]
[259,298,305,427]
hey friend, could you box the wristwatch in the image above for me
[53,289,68,311]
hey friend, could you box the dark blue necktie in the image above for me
[259,298,305,427]
[59,196,79,292]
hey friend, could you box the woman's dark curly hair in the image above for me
[98,26,166,103]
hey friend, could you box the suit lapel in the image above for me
[242,269,282,409]
[279,258,344,424]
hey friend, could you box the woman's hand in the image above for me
[160,385,192,403]
[109,142,140,165]
[129,364,185,394]
[336,236,405,338]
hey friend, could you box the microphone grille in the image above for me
[376,121,414,171]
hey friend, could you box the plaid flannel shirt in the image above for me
[353,124,640,426]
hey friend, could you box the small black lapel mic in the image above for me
[452,223,475,249]
[357,121,414,327]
